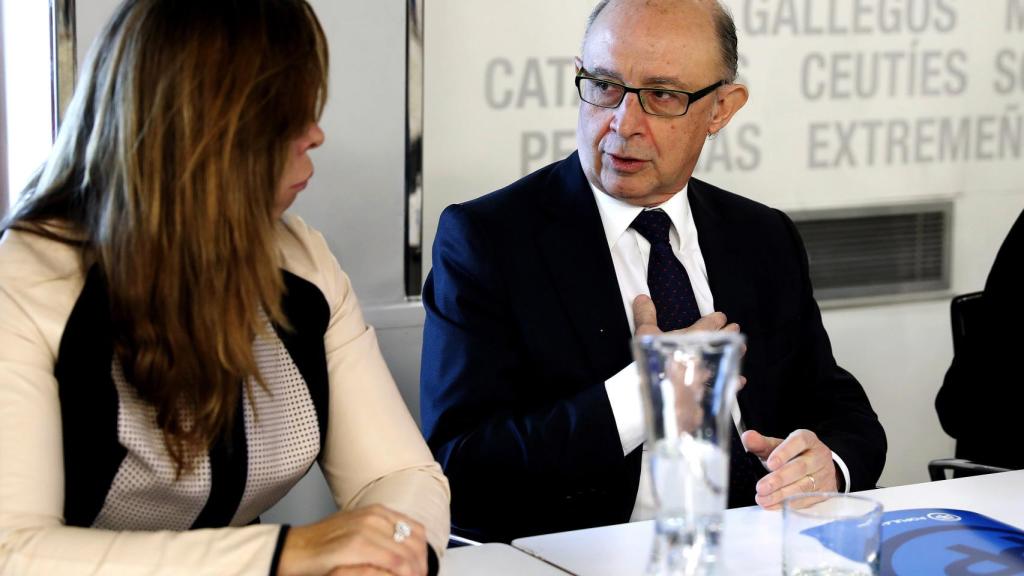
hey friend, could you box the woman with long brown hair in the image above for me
[0,1,449,574]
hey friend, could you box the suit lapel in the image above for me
[688,179,750,325]
[688,179,758,419]
[536,153,633,381]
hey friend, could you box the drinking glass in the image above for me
[633,331,745,576]
[783,493,883,576]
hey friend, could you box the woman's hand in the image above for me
[278,504,428,576]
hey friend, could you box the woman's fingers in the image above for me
[278,504,429,576]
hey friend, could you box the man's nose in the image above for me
[610,92,646,136]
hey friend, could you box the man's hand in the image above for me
[631,294,735,337]
[632,295,745,388]
[742,429,837,510]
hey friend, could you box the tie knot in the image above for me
[630,209,672,245]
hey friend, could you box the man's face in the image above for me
[577,0,725,207]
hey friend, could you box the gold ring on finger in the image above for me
[805,473,817,492]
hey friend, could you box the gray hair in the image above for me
[582,0,739,83]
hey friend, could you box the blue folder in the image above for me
[805,507,1024,575]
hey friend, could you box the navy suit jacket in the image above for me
[420,152,886,542]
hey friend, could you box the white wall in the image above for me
[2,0,55,207]
[72,0,1024,524]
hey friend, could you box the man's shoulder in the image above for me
[454,153,582,221]
[688,176,790,231]
[689,177,780,222]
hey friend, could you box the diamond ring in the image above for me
[393,520,412,543]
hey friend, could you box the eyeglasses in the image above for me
[574,68,724,117]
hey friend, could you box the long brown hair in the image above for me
[4,0,328,473]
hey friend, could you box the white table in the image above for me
[440,543,570,575]
[511,470,1024,575]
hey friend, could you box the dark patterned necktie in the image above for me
[629,209,701,331]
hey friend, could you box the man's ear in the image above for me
[707,83,749,135]
[574,56,583,74]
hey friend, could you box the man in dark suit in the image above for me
[420,0,886,542]
[936,209,1023,470]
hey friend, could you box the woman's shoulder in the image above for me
[0,225,84,287]
[0,226,87,358]
[276,214,349,301]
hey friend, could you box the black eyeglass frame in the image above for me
[574,68,725,117]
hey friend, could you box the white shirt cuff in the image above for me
[832,451,851,493]
[604,361,646,456]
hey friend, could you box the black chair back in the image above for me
[950,291,984,355]
[931,291,1010,480]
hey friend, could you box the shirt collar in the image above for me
[590,181,692,249]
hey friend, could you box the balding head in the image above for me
[574,0,749,207]
[582,0,738,83]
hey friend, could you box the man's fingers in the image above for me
[632,295,660,336]
[765,429,815,471]
[752,429,838,509]
[634,304,741,340]
[755,454,828,499]
[634,303,736,337]
[754,470,825,510]
[677,311,728,334]
[740,429,781,459]
[755,458,835,509]
[780,492,834,511]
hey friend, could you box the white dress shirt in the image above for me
[590,183,851,520]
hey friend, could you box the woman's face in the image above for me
[274,122,325,218]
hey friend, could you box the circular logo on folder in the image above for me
[927,512,962,522]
